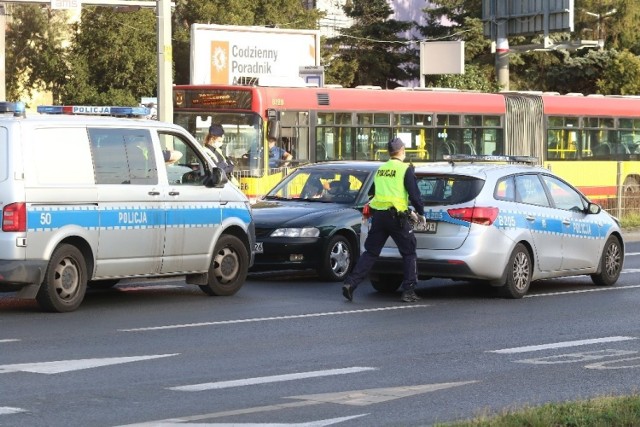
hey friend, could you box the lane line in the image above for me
[0,407,25,415]
[169,367,377,392]
[525,283,640,298]
[0,339,20,343]
[489,336,637,354]
[119,305,430,332]
[625,252,640,256]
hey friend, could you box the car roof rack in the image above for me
[443,154,539,166]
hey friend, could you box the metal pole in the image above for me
[156,0,172,122]
[495,19,509,91]
[0,4,5,101]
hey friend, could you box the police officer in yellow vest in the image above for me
[342,137,426,303]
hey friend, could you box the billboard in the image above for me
[190,24,321,85]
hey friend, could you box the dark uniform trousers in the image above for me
[345,209,418,291]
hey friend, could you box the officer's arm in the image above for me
[404,168,424,216]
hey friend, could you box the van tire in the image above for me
[199,234,248,296]
[36,244,87,312]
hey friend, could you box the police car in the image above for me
[0,102,255,312]
[363,155,624,298]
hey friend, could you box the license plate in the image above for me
[415,221,437,234]
[254,242,264,253]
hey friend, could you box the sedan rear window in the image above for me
[416,175,484,205]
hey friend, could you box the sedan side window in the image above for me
[540,174,586,212]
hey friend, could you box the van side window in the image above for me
[159,132,208,185]
[89,128,158,185]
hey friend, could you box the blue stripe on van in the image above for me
[27,204,250,232]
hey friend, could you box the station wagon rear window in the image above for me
[416,175,484,205]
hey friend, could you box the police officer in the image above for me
[342,137,426,303]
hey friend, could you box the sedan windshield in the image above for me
[266,170,369,204]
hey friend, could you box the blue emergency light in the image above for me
[0,101,26,117]
[37,105,150,117]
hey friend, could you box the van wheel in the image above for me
[320,235,352,282]
[88,279,120,289]
[498,243,531,299]
[591,236,622,286]
[370,274,402,293]
[36,244,87,312]
[199,235,248,296]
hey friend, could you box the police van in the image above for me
[0,102,255,312]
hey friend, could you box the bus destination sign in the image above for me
[176,89,253,110]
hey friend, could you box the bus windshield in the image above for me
[174,111,263,176]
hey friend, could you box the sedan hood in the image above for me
[252,200,355,228]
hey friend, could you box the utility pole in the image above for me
[1,0,173,121]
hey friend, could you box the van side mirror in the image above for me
[204,168,227,188]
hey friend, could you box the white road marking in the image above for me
[169,367,377,392]
[119,305,430,332]
[625,252,640,256]
[0,407,25,415]
[0,339,19,343]
[525,283,640,298]
[119,415,366,426]
[120,381,476,426]
[0,353,179,374]
[622,269,640,273]
[489,336,637,354]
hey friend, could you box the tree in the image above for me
[172,0,323,84]
[324,0,416,88]
[597,50,640,95]
[6,5,70,104]
[417,0,497,91]
[62,7,157,105]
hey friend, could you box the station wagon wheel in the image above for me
[36,244,87,312]
[200,234,248,296]
[499,243,531,299]
[591,235,622,286]
[320,235,352,282]
[370,274,402,293]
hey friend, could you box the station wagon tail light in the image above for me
[3,203,26,232]
[448,207,499,225]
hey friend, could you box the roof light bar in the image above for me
[37,105,150,117]
[444,154,539,165]
[0,101,26,117]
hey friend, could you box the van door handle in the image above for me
[148,190,160,196]
[168,191,180,196]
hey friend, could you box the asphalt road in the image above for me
[1,240,640,427]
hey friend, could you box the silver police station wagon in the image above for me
[363,155,624,298]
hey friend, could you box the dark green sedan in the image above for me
[250,161,381,281]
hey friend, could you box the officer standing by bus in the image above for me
[342,137,426,303]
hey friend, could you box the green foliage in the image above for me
[6,5,70,104]
[325,0,416,88]
[426,64,500,92]
[597,50,640,95]
[436,394,640,427]
[62,7,157,105]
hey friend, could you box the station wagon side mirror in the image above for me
[587,202,601,215]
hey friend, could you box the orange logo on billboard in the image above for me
[210,41,229,84]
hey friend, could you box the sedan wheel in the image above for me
[499,243,531,299]
[320,235,352,282]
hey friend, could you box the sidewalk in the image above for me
[623,228,640,242]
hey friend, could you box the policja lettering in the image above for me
[376,169,397,177]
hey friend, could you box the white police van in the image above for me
[0,102,255,312]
